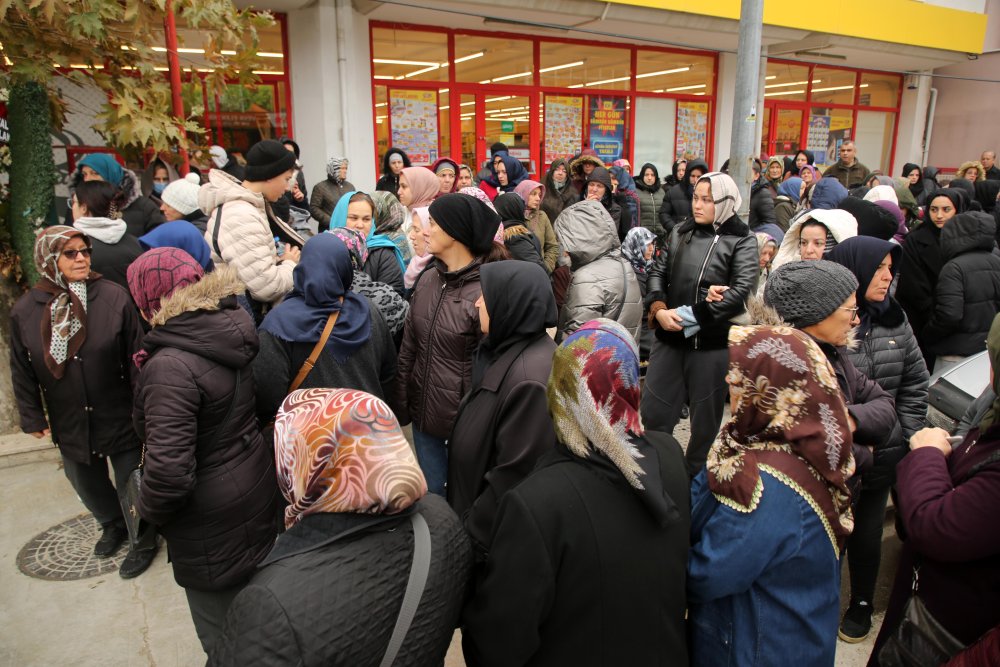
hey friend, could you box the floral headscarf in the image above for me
[326,157,348,184]
[622,227,656,274]
[274,388,427,528]
[709,325,855,553]
[33,226,99,379]
[458,187,504,243]
[327,227,369,271]
[547,319,680,525]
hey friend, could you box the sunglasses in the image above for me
[62,248,93,260]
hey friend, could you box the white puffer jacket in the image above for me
[555,200,643,342]
[199,170,301,305]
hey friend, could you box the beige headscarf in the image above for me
[698,172,743,228]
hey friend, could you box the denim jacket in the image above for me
[687,470,840,666]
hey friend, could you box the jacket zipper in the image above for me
[692,234,721,349]
[417,279,450,428]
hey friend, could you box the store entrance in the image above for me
[766,104,806,159]
[456,88,539,178]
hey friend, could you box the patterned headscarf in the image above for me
[371,191,407,235]
[458,187,504,242]
[547,319,679,525]
[622,227,656,274]
[126,248,206,322]
[33,226,98,379]
[326,157,348,184]
[274,388,427,528]
[708,325,855,553]
[327,227,369,270]
[698,172,742,228]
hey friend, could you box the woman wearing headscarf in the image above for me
[609,165,640,224]
[374,146,411,197]
[774,176,802,232]
[664,158,686,188]
[211,388,472,667]
[494,193,545,270]
[448,261,558,560]
[634,162,667,244]
[643,172,759,474]
[395,193,501,495]
[541,158,578,223]
[514,179,559,273]
[479,153,528,201]
[253,233,396,422]
[70,153,165,237]
[70,179,144,291]
[794,150,815,171]
[799,163,822,188]
[622,226,658,364]
[826,236,929,643]
[896,189,967,367]
[128,249,280,653]
[309,156,354,231]
[462,319,690,667]
[431,157,460,197]
[765,156,785,190]
[867,313,1000,665]
[138,219,215,272]
[10,226,152,578]
[755,231,778,296]
[371,190,414,265]
[584,165,632,242]
[902,162,923,200]
[398,165,441,211]
[457,163,474,189]
[688,325,855,666]
[327,227,409,339]
[328,191,405,295]
[405,205,434,291]
[660,158,708,235]
[771,208,857,270]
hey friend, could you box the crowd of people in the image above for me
[8,135,1000,665]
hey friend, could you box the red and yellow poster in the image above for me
[675,101,708,159]
[544,95,583,163]
[389,89,438,166]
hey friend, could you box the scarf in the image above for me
[328,191,405,271]
[259,234,371,364]
[401,167,441,209]
[77,153,124,186]
[33,226,100,379]
[513,180,545,210]
[777,177,803,204]
[370,191,412,264]
[274,388,427,529]
[494,192,527,223]
[824,236,900,339]
[326,157,348,184]
[138,220,215,272]
[404,206,433,289]
[622,227,656,274]
[126,247,206,322]
[548,319,679,525]
[699,172,742,228]
[634,163,661,194]
[708,325,855,553]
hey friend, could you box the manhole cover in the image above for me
[17,513,126,580]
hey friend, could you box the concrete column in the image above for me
[713,53,738,171]
[286,0,376,191]
[892,71,931,172]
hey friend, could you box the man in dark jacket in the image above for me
[982,150,1000,181]
[643,172,759,474]
[823,141,871,189]
[659,158,708,235]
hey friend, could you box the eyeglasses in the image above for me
[62,248,93,260]
[840,306,860,316]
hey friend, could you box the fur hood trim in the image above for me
[151,266,246,327]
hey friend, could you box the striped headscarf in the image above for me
[274,388,427,528]
[698,172,742,228]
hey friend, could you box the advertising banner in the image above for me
[389,89,438,166]
[588,97,625,163]
[675,101,708,159]
[544,95,583,163]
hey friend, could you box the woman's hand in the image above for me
[706,285,729,303]
[283,244,301,264]
[655,308,684,332]
[909,427,952,456]
[30,429,51,439]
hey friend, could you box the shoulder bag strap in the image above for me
[211,203,224,257]
[379,511,432,667]
[287,299,343,394]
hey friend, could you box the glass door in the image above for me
[482,92,534,175]
[771,106,804,158]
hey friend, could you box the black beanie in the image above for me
[490,142,508,156]
[428,193,501,256]
[836,197,896,241]
[244,140,297,182]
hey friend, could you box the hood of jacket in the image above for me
[144,266,257,368]
[810,178,849,210]
[569,149,604,178]
[73,216,128,244]
[544,158,572,193]
[554,200,620,269]
[941,211,997,261]
[634,162,660,193]
[140,157,180,197]
[278,136,301,159]
[609,165,636,192]
[198,168,264,214]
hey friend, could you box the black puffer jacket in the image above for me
[210,495,472,667]
[924,212,1000,357]
[896,220,944,343]
[395,258,484,439]
[646,214,759,350]
[658,159,708,235]
[374,146,411,198]
[748,178,777,230]
[134,268,280,591]
[634,164,667,243]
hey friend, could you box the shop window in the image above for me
[459,94,476,169]
[859,72,900,108]
[374,86,389,171]
[540,42,630,91]
[485,94,532,170]
[455,35,533,85]
[387,88,439,165]
[855,111,895,173]
[635,49,713,95]
[217,84,277,152]
[586,95,629,163]
[810,107,853,166]
[675,100,709,160]
[811,67,857,105]
[764,61,810,102]
[372,27,448,83]
[544,93,584,164]
[634,97,676,170]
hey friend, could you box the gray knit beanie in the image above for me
[764,260,859,328]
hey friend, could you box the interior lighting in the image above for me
[374,75,395,80]
[151,46,204,54]
[490,71,532,82]
[539,61,583,73]
[404,64,441,78]
[765,80,816,88]
[373,58,440,66]
[375,102,387,108]
[453,51,485,64]
[665,83,706,92]
[764,89,806,96]
[811,83,869,92]
[635,66,690,79]
[584,76,630,87]
[253,70,284,75]
[485,95,513,103]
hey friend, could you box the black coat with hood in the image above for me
[447,261,558,558]
[72,217,144,291]
[374,146,411,198]
[634,163,667,242]
[568,149,603,197]
[586,166,631,242]
[659,159,708,235]
[541,158,579,223]
[134,267,281,591]
[748,176,778,231]
[140,157,180,205]
[826,238,929,489]
[646,211,759,351]
[924,211,1000,357]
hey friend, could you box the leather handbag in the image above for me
[121,370,242,549]
[287,306,340,394]
[878,566,966,667]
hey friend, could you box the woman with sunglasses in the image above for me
[9,226,155,578]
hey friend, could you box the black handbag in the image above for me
[122,370,242,549]
[878,565,966,667]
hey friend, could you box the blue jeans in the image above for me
[413,430,448,496]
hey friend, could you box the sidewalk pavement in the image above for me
[0,431,896,666]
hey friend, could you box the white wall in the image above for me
[712,53,737,171]
[891,74,931,175]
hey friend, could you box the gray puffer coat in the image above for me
[554,200,642,341]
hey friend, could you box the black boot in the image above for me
[94,521,127,557]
